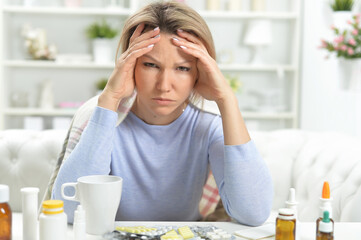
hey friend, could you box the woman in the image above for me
[53,1,273,226]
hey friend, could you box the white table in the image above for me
[12,213,361,240]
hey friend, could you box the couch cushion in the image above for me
[0,130,66,211]
[293,131,361,221]
[251,130,308,211]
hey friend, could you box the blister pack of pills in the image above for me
[103,225,235,240]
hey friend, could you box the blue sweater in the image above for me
[52,104,273,226]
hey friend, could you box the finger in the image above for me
[129,26,160,49]
[128,35,160,55]
[129,23,145,44]
[124,44,155,66]
[176,29,207,51]
[119,34,160,62]
[172,38,215,70]
[172,37,207,56]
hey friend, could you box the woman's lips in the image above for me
[152,98,174,105]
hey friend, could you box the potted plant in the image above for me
[86,19,118,63]
[330,0,355,30]
[331,0,354,11]
[319,14,361,90]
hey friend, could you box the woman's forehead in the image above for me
[142,33,196,64]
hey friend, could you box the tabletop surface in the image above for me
[11,213,361,240]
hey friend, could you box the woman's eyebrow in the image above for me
[143,54,160,64]
[142,54,194,65]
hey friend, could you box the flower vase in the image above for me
[337,59,361,91]
[332,11,353,31]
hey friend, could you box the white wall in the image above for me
[301,0,361,137]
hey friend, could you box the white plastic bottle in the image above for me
[21,187,39,240]
[39,200,67,240]
[73,205,86,240]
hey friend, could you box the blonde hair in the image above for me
[115,0,216,105]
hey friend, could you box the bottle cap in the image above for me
[285,188,298,206]
[322,182,330,199]
[278,208,295,216]
[42,200,64,214]
[21,187,39,195]
[74,204,86,223]
[319,211,333,233]
[319,181,333,218]
[42,200,64,209]
[0,184,9,203]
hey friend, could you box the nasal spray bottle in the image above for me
[316,182,334,237]
[285,188,299,240]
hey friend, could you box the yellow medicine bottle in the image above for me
[275,208,296,240]
[0,185,12,240]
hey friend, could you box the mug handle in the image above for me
[61,182,79,202]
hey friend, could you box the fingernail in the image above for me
[180,46,187,49]
[154,34,160,39]
[148,44,154,48]
[177,29,183,32]
[173,37,179,41]
[154,27,159,31]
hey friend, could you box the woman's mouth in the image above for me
[152,97,174,105]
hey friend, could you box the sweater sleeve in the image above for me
[52,106,118,223]
[208,119,273,226]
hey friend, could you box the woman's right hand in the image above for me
[98,23,161,111]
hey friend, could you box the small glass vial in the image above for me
[0,185,12,240]
[316,211,333,240]
[39,200,67,240]
[276,208,296,240]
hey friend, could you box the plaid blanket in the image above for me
[42,93,226,219]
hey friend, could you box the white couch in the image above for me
[1,129,361,222]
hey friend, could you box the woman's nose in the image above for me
[156,69,173,92]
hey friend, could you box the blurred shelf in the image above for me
[4,108,77,116]
[2,6,133,16]
[4,60,296,72]
[4,60,114,69]
[219,63,296,72]
[199,11,298,19]
[3,6,298,19]
[242,111,295,119]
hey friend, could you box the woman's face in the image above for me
[132,33,198,125]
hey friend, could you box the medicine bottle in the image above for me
[275,208,296,240]
[0,185,12,240]
[39,200,67,240]
[316,182,334,235]
[316,211,333,240]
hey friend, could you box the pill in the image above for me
[210,235,221,240]
[222,234,232,240]
[178,226,194,239]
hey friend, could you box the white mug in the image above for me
[61,175,123,235]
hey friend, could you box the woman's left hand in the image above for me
[172,30,233,104]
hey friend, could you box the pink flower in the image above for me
[334,35,344,44]
[352,29,358,35]
[341,45,347,51]
[347,20,352,25]
[320,39,328,48]
[330,25,336,30]
[348,38,357,46]
[347,47,354,55]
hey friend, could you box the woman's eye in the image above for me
[177,66,191,72]
[143,62,158,68]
